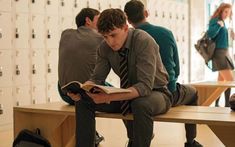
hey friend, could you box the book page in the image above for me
[61,81,83,89]
[82,84,131,94]
[61,81,132,94]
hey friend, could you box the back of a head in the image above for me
[124,0,145,24]
[97,8,127,34]
[75,8,99,28]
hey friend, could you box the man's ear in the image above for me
[123,24,129,32]
[144,10,149,18]
[85,17,92,26]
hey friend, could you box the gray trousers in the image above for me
[75,90,171,147]
[172,83,198,142]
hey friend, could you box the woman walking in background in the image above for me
[207,3,234,107]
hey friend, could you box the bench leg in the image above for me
[208,125,235,147]
[59,115,76,147]
[14,111,75,147]
[196,87,228,106]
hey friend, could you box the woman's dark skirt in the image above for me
[212,48,234,72]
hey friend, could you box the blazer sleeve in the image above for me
[207,18,222,38]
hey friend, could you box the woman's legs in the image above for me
[218,69,234,81]
[216,69,234,106]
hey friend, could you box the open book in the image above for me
[61,81,131,94]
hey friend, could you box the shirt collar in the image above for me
[78,26,97,33]
[120,28,135,51]
[136,22,150,29]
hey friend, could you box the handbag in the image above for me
[195,33,216,64]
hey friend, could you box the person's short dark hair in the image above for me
[97,9,127,34]
[75,8,100,28]
[124,0,145,24]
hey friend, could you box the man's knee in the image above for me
[193,91,199,105]
[185,85,197,95]
[187,91,198,106]
[131,99,152,116]
[182,85,198,106]
[131,95,168,116]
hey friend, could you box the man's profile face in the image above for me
[86,15,99,30]
[221,8,231,20]
[102,24,128,51]
[91,15,99,30]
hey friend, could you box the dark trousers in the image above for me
[75,90,171,147]
[172,83,198,142]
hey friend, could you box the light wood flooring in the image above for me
[0,118,225,147]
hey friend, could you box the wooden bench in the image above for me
[190,81,235,106]
[14,102,235,147]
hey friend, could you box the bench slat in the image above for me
[14,102,235,126]
[169,105,232,114]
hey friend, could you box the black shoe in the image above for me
[151,133,155,140]
[185,140,203,147]
[95,131,104,147]
[215,103,219,107]
[126,133,154,147]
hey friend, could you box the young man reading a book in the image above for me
[68,9,172,147]
[124,1,202,147]
[58,8,104,146]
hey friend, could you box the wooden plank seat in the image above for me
[14,102,235,147]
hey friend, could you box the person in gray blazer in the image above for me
[68,9,172,147]
[58,8,104,146]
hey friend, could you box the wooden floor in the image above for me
[0,118,225,147]
[0,128,13,147]
[96,118,224,147]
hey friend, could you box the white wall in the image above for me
[189,0,207,82]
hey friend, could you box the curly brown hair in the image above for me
[97,8,127,34]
